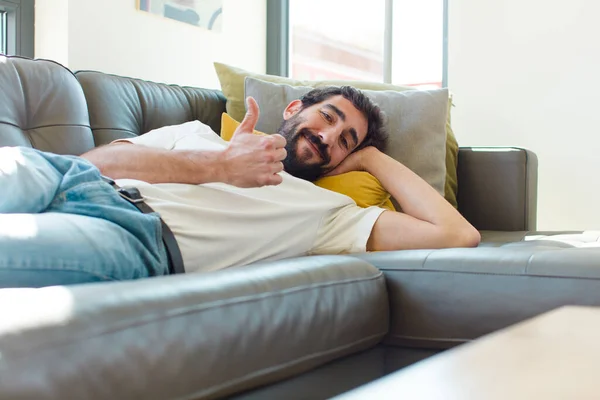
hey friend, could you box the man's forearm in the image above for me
[81,143,224,184]
[363,149,469,229]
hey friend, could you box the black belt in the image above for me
[101,176,185,275]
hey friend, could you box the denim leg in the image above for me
[0,147,63,213]
[0,212,168,288]
[0,147,170,288]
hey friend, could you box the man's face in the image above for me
[278,95,369,181]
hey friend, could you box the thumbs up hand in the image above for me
[232,96,261,138]
[221,97,287,188]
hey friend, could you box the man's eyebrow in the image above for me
[324,104,346,121]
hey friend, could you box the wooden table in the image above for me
[335,306,600,400]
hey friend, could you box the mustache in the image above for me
[299,128,330,164]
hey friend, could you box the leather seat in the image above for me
[354,230,600,349]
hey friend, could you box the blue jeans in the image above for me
[0,147,169,288]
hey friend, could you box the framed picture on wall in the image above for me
[136,0,223,32]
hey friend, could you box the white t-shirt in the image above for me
[114,121,385,273]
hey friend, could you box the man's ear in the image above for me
[283,99,303,120]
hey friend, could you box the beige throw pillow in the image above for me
[213,62,459,208]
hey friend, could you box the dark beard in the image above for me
[278,116,330,182]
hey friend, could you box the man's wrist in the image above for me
[212,150,230,184]
[181,149,228,184]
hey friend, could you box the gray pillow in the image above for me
[244,76,449,196]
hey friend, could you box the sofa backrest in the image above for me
[0,56,227,155]
[75,71,226,147]
[0,56,95,155]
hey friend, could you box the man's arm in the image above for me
[329,147,480,251]
[81,97,287,188]
[82,142,226,184]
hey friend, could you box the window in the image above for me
[0,0,34,58]
[289,0,386,82]
[0,11,6,54]
[268,0,447,88]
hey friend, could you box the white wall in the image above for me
[35,0,69,66]
[35,0,266,89]
[449,0,600,230]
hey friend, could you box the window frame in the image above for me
[266,0,449,87]
[266,0,289,76]
[0,0,34,58]
[0,10,7,54]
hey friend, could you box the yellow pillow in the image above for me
[220,112,395,211]
[214,61,458,208]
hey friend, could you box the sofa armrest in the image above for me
[457,147,538,231]
[0,256,387,400]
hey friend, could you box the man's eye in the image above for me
[321,112,333,123]
[341,137,349,149]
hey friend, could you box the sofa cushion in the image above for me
[74,71,227,146]
[213,61,460,208]
[352,231,600,349]
[0,56,95,155]
[244,77,449,198]
[0,256,388,399]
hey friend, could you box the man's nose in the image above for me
[318,130,336,147]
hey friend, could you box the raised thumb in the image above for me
[236,96,260,135]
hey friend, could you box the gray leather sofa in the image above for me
[1,57,599,400]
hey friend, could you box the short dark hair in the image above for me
[299,86,388,152]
